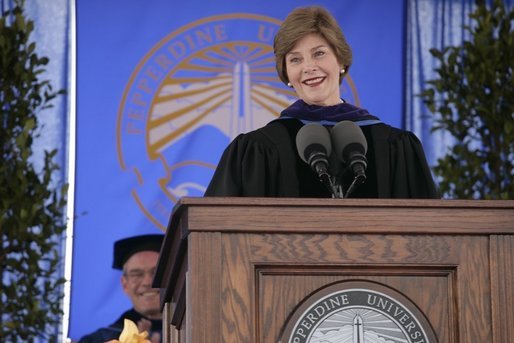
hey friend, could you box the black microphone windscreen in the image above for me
[296,123,332,163]
[331,121,368,163]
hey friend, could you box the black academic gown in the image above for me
[78,308,162,343]
[205,118,438,198]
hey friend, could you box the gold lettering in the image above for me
[156,54,174,70]
[184,34,196,49]
[144,66,162,81]
[126,122,143,135]
[137,78,152,94]
[257,24,275,42]
[195,28,214,45]
[131,93,147,107]
[128,110,144,121]
[168,41,187,59]
[213,24,227,41]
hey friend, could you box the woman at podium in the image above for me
[205,6,437,199]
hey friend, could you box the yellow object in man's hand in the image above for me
[105,319,150,343]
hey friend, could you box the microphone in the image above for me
[331,121,368,197]
[296,123,332,182]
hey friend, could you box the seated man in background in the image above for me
[79,234,164,343]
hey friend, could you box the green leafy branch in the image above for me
[420,0,514,199]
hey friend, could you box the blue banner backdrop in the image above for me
[70,0,404,339]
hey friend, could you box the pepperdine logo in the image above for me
[280,281,438,343]
[117,13,361,230]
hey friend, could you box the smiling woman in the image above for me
[284,33,342,106]
[204,6,438,199]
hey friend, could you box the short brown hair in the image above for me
[273,6,352,85]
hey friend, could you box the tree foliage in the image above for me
[0,0,67,341]
[420,0,514,199]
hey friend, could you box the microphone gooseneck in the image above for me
[331,121,368,198]
[296,121,369,199]
[296,123,342,198]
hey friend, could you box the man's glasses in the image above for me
[123,267,157,283]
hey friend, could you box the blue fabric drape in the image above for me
[405,0,476,168]
[1,0,71,186]
[28,1,73,340]
[24,2,73,341]
[1,0,72,341]
[25,1,71,178]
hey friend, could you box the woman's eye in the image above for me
[314,50,325,57]
[289,57,300,64]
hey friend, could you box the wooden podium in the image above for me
[153,198,514,343]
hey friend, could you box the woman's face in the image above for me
[285,33,342,106]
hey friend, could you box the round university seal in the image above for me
[117,13,361,230]
[280,281,438,343]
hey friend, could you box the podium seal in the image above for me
[279,280,438,343]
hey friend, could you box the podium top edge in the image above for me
[175,197,514,209]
